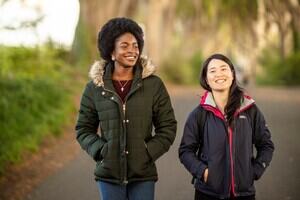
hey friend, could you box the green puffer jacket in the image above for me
[75,57,177,184]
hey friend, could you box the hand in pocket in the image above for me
[203,168,209,183]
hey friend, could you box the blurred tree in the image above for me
[263,0,300,58]
[264,0,291,59]
[146,0,176,64]
[286,0,300,53]
[70,0,300,85]
[175,0,259,83]
[0,0,44,33]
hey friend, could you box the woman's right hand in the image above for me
[203,168,209,183]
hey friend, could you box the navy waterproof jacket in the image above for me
[179,91,274,199]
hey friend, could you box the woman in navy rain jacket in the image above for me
[179,54,274,200]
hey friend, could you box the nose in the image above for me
[215,70,223,76]
[128,45,138,53]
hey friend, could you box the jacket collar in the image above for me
[200,91,255,116]
[88,55,156,87]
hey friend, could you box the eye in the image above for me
[119,43,128,49]
[222,67,230,72]
[133,44,139,49]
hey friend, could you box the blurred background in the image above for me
[0,0,299,200]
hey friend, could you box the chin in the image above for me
[124,61,138,68]
[210,85,226,90]
[212,87,230,92]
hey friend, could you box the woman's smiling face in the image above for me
[206,58,234,92]
[112,32,139,68]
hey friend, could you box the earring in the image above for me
[112,56,115,61]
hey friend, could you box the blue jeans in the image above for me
[97,181,155,200]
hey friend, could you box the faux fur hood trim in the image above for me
[88,56,156,87]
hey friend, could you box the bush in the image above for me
[280,53,300,85]
[0,78,73,173]
[0,44,69,79]
[0,44,77,174]
[258,49,300,85]
[160,50,203,85]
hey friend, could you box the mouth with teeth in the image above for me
[215,79,226,84]
[125,55,137,62]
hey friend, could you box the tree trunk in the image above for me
[286,0,300,53]
[146,0,175,65]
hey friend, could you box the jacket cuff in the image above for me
[253,161,266,180]
[194,161,208,180]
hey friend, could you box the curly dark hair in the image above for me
[97,17,144,62]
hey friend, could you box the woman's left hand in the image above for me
[204,168,209,183]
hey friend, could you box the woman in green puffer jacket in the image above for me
[75,17,177,200]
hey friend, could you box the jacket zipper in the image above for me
[122,102,128,184]
[103,88,128,184]
[121,82,142,184]
[103,82,142,185]
[228,126,236,197]
[204,105,236,197]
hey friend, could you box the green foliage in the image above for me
[0,44,77,174]
[200,0,258,34]
[0,78,73,173]
[160,50,203,85]
[220,0,258,21]
[175,0,197,18]
[0,43,69,79]
[258,49,300,85]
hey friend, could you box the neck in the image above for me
[112,64,134,80]
[212,90,229,114]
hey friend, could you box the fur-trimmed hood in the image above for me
[89,56,156,87]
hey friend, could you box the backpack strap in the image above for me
[197,106,207,147]
[191,105,207,184]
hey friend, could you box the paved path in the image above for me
[26,86,300,200]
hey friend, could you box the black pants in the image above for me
[194,190,255,200]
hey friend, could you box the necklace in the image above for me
[118,80,130,92]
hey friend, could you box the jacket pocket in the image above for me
[199,153,209,183]
[252,160,265,180]
[99,142,108,161]
[144,141,154,163]
[236,158,254,192]
[205,160,225,194]
[94,140,119,179]
[99,120,109,132]
[127,139,156,178]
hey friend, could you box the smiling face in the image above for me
[206,59,234,93]
[112,32,139,68]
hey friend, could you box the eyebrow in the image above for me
[119,41,138,45]
[208,64,228,70]
[220,65,228,68]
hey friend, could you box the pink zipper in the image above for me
[228,127,236,197]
